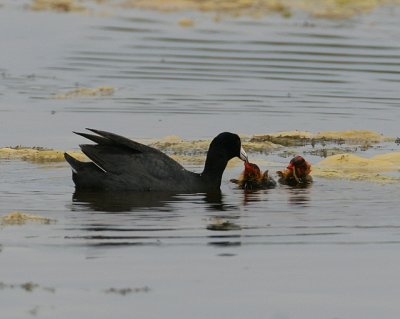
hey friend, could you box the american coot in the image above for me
[277,155,312,186]
[64,129,248,192]
[230,162,276,190]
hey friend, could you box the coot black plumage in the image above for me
[64,129,248,192]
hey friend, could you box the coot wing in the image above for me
[77,129,190,190]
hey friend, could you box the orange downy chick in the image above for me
[277,155,312,186]
[231,162,276,190]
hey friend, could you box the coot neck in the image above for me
[201,151,230,188]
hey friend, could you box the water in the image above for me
[1,2,400,318]
[1,4,400,147]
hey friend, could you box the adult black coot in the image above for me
[64,129,248,192]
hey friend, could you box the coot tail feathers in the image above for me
[85,128,154,154]
[73,131,111,145]
[64,152,87,173]
[79,144,110,173]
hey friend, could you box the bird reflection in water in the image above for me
[72,190,176,212]
[287,186,312,207]
[72,190,228,212]
[233,187,271,206]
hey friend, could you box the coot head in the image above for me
[208,132,248,162]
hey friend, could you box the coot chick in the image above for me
[64,129,248,192]
[277,155,312,186]
[231,161,276,190]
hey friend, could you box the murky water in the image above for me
[1,2,400,318]
[2,3,400,147]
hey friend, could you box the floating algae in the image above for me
[317,153,400,172]
[304,0,398,19]
[30,0,86,12]
[0,281,55,293]
[242,138,280,153]
[251,130,390,147]
[25,0,400,18]
[105,287,150,295]
[121,0,400,18]
[150,135,209,155]
[20,282,40,292]
[251,131,314,147]
[0,211,55,225]
[122,0,291,17]
[54,86,115,99]
[207,218,241,231]
[0,146,86,163]
[314,152,400,183]
[178,17,195,27]
[315,130,389,144]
